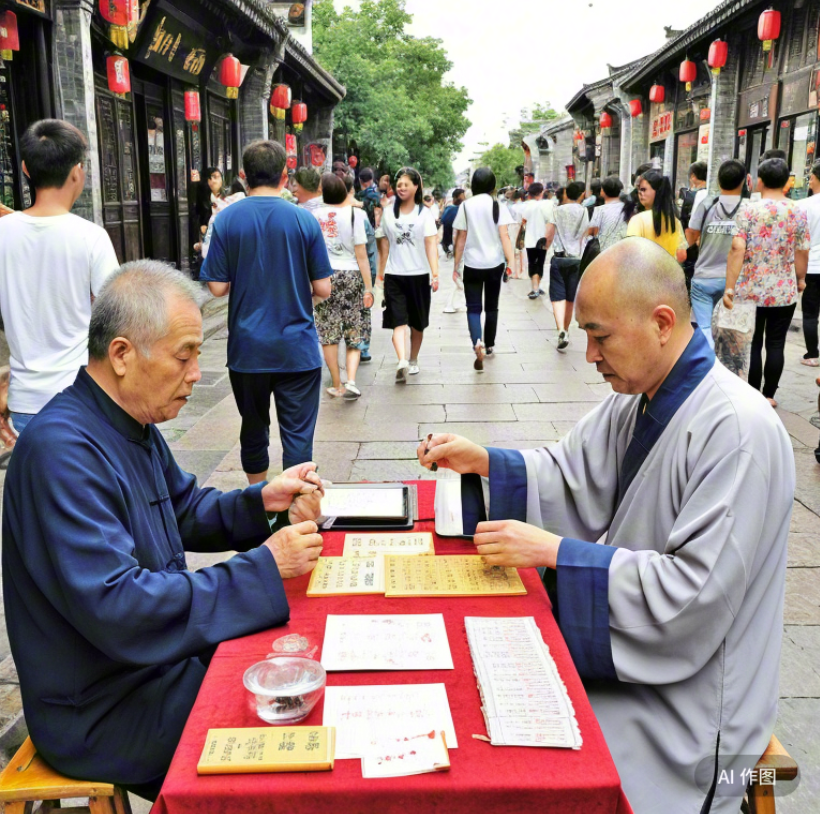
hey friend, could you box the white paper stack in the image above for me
[465,617,583,749]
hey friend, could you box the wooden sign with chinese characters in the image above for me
[384,555,527,597]
[135,1,219,84]
[307,557,384,597]
[197,727,335,774]
[343,532,434,558]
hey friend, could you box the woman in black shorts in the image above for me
[376,167,440,382]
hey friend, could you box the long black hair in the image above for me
[641,170,678,237]
[393,166,424,218]
[471,166,499,224]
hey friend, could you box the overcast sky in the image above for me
[331,0,721,172]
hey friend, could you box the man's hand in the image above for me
[798,278,807,293]
[262,462,325,512]
[288,489,323,525]
[417,433,489,476]
[473,520,562,569]
[264,520,324,579]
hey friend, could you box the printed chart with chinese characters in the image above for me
[465,617,582,749]
[307,557,385,597]
[385,555,527,597]
[320,614,454,672]
[322,683,458,760]
[343,532,434,558]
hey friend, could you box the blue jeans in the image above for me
[690,277,725,349]
[10,412,34,435]
[464,264,505,348]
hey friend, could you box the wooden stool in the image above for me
[0,737,132,813]
[747,734,799,814]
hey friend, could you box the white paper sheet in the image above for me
[321,487,405,519]
[322,684,458,759]
[321,614,454,672]
[465,617,582,749]
[361,731,450,778]
[343,533,434,558]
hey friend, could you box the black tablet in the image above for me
[318,483,413,531]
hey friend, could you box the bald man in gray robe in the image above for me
[419,240,794,814]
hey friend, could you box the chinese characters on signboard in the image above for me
[137,6,217,84]
[651,111,673,143]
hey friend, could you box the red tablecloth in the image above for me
[152,482,632,814]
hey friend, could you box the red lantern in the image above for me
[708,39,728,75]
[649,84,665,104]
[629,99,643,118]
[184,89,201,123]
[758,8,781,52]
[679,59,697,92]
[99,0,136,50]
[0,11,20,61]
[599,111,612,130]
[292,101,308,132]
[220,54,241,100]
[348,155,359,169]
[270,84,292,120]
[106,54,131,95]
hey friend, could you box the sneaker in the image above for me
[343,382,362,400]
[486,347,494,356]
[408,360,420,375]
[443,306,456,314]
[396,360,409,382]
[474,341,485,373]
[528,291,538,300]
[360,353,372,363]
[537,288,546,296]
[557,331,569,351]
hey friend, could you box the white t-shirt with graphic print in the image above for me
[311,205,368,271]
[377,204,438,276]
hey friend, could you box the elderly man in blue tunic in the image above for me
[3,262,326,800]
[419,239,794,814]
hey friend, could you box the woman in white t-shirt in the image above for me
[312,174,374,400]
[376,167,440,382]
[452,168,515,372]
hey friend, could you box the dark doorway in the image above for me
[94,76,142,264]
[134,77,176,265]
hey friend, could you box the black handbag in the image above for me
[579,236,600,275]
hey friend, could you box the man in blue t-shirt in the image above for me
[201,140,333,483]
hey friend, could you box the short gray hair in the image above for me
[88,261,201,360]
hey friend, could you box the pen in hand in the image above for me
[425,433,438,472]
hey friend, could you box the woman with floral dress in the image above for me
[311,173,374,400]
[723,158,810,407]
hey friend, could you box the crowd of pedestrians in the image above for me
[1,115,820,479]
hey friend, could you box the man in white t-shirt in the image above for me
[520,183,555,299]
[0,119,120,438]
[798,163,820,367]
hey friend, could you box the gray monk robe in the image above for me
[457,330,794,814]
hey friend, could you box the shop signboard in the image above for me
[697,124,710,163]
[135,1,220,85]
[651,110,673,142]
[14,0,50,18]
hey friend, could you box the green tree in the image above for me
[519,102,564,135]
[476,143,525,189]
[312,0,471,189]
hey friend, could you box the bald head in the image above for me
[575,238,696,400]
[579,238,690,321]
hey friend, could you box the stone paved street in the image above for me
[2,257,820,811]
